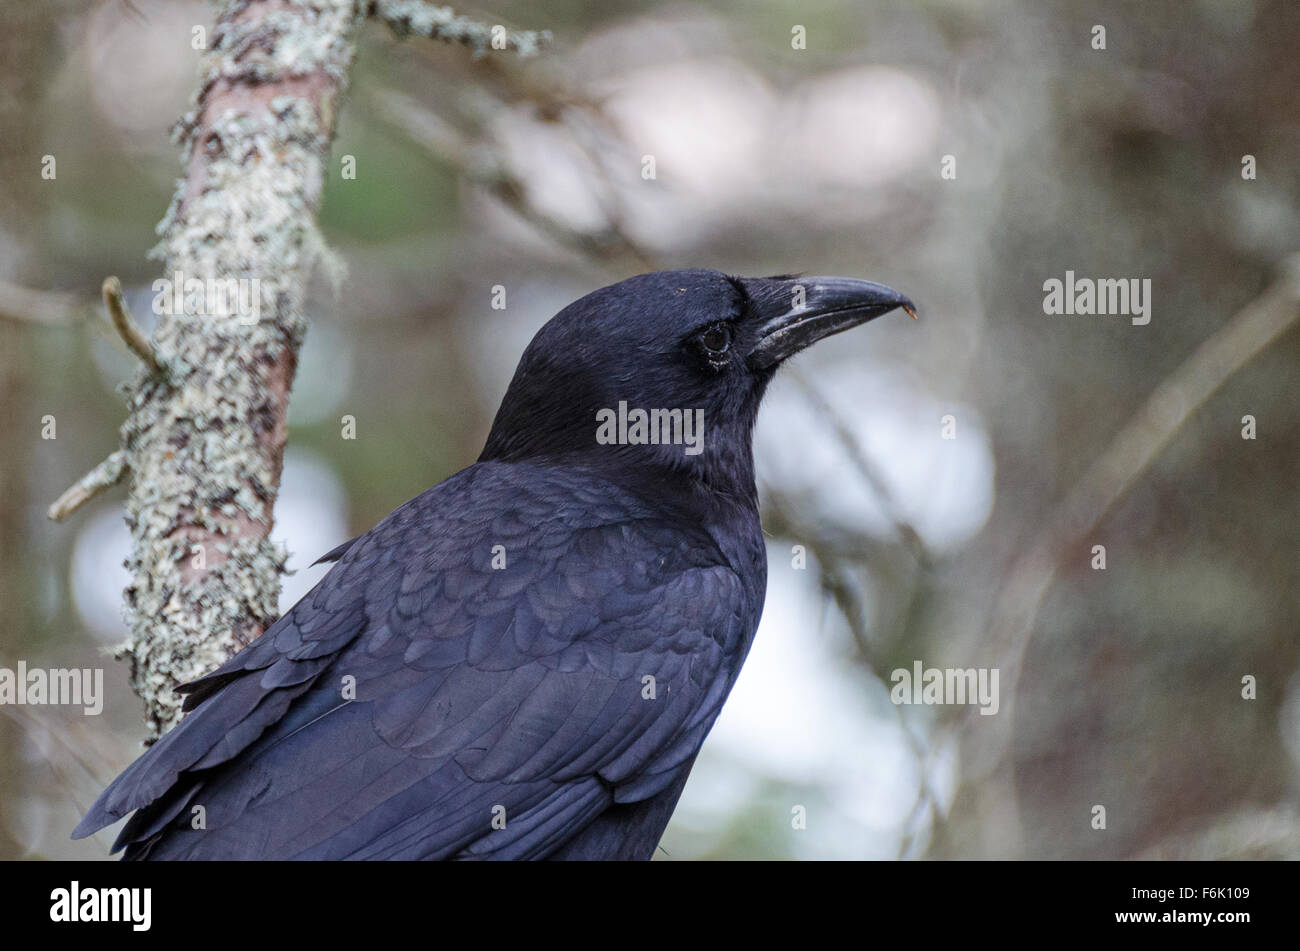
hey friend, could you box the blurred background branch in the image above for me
[0,279,87,327]
[953,252,1300,857]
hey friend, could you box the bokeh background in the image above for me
[1,0,1298,860]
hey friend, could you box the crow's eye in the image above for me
[697,324,732,357]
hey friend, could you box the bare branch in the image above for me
[47,451,128,522]
[101,277,158,372]
[0,279,84,327]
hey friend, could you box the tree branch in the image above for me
[369,1,550,55]
[102,276,159,372]
[0,279,85,327]
[100,0,370,740]
[47,451,128,522]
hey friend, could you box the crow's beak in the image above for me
[745,276,916,370]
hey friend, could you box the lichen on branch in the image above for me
[370,0,551,55]
[115,0,367,740]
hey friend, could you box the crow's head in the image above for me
[480,269,914,497]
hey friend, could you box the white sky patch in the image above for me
[458,280,586,410]
[491,108,612,236]
[776,66,941,189]
[597,57,775,246]
[674,544,927,859]
[756,365,995,552]
[82,0,202,148]
[70,507,131,645]
[498,54,942,247]
[273,447,349,613]
[286,321,355,427]
[601,57,774,199]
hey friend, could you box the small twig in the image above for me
[102,276,158,372]
[370,1,551,56]
[47,450,127,522]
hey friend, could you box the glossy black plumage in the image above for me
[74,269,912,860]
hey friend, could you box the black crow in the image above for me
[74,269,914,860]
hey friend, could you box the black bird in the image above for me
[74,269,914,860]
